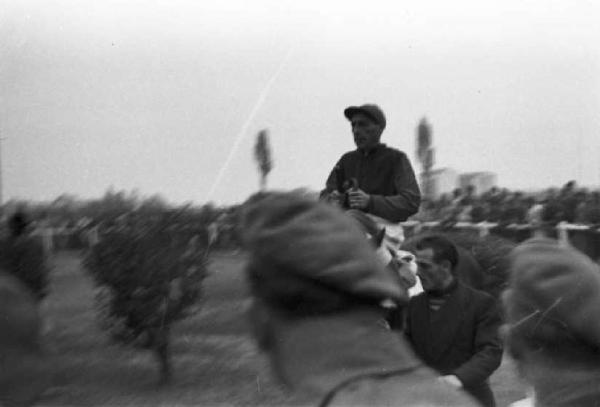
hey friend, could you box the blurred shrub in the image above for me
[446,231,515,299]
[84,209,209,383]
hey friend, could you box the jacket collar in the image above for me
[358,143,386,156]
[411,283,467,361]
[424,276,458,298]
[269,308,422,398]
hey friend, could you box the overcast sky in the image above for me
[1,0,599,205]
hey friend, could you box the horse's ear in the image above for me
[374,227,386,248]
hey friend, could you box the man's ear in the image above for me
[247,299,272,351]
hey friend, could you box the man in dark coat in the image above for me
[403,234,503,407]
[240,192,478,406]
[401,234,486,293]
[321,104,421,223]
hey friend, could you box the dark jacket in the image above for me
[325,144,421,222]
[406,283,503,407]
[269,308,479,407]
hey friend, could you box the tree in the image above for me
[416,118,434,199]
[253,129,273,191]
[84,207,208,384]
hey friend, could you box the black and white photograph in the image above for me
[1,1,599,406]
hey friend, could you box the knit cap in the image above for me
[239,192,408,311]
[503,238,600,357]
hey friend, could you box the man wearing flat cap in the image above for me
[503,238,600,407]
[239,191,478,406]
[322,104,421,223]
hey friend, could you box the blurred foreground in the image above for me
[36,251,526,406]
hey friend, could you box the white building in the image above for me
[422,168,459,198]
[459,172,498,194]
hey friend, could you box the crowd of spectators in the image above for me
[414,181,600,227]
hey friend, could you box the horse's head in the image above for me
[383,248,417,294]
[346,210,417,295]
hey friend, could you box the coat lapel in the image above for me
[408,294,430,357]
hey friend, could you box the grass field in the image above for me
[36,251,526,406]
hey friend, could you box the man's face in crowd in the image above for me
[350,112,383,151]
[415,248,453,292]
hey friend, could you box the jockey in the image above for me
[320,104,422,295]
[320,103,421,224]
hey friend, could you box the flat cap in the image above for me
[239,192,407,306]
[344,104,386,129]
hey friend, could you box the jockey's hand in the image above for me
[348,189,370,210]
[439,375,463,389]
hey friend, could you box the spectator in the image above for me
[435,194,458,223]
[526,197,544,226]
[239,192,478,406]
[501,192,528,225]
[1,211,49,301]
[412,198,437,222]
[575,191,600,225]
[503,238,600,406]
[456,203,473,223]
[461,185,476,206]
[557,181,579,223]
[407,183,600,227]
[476,203,492,223]
[399,234,503,406]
